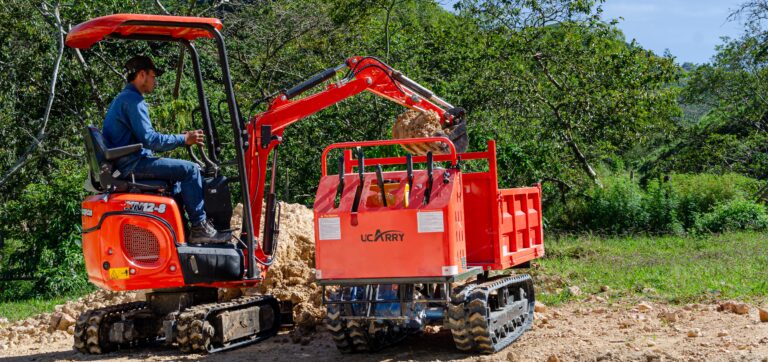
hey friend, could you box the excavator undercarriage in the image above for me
[321,273,535,354]
[73,288,290,354]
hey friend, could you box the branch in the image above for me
[69,25,105,115]
[384,0,397,61]
[531,79,602,188]
[0,2,65,188]
[93,47,126,81]
[533,52,564,91]
[47,148,83,159]
[195,0,226,17]
[154,0,171,15]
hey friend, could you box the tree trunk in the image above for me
[563,131,602,188]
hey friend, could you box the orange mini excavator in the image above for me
[69,13,542,355]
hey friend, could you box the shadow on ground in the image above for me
[5,330,475,362]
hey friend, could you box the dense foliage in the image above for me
[557,173,766,235]
[0,0,765,299]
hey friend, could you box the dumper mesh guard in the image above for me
[122,224,160,265]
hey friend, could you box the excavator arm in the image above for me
[243,56,466,272]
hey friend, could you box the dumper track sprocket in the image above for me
[175,294,279,354]
[73,301,152,354]
[325,305,409,353]
[446,274,534,354]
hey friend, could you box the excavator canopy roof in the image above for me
[66,14,223,49]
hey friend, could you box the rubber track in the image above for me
[73,301,149,354]
[447,274,535,354]
[324,304,409,353]
[175,295,278,354]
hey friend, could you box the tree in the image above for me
[456,0,681,189]
[648,0,768,182]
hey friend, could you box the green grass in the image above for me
[0,294,85,323]
[533,231,768,305]
[2,232,766,322]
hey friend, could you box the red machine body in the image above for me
[81,193,252,290]
[81,194,185,290]
[314,139,544,281]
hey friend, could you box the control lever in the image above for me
[335,156,344,208]
[351,148,365,213]
[406,154,413,207]
[375,164,387,207]
[186,145,205,169]
[406,154,414,191]
[196,144,218,177]
[423,151,434,205]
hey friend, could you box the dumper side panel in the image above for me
[461,172,496,265]
[497,185,544,269]
[460,140,544,271]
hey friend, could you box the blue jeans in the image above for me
[126,157,207,225]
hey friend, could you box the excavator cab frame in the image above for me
[68,14,260,278]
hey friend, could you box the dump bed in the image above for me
[313,139,543,281]
[459,142,544,270]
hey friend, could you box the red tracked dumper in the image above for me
[69,13,543,356]
[314,138,544,353]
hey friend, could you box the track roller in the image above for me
[73,301,158,354]
[447,274,535,354]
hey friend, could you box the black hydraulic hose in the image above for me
[197,144,218,178]
[335,156,345,208]
[424,151,434,205]
[247,91,280,122]
[263,145,280,256]
[351,148,365,213]
[375,164,387,207]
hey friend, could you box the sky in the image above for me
[440,0,747,64]
[600,0,744,64]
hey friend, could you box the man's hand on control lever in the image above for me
[184,129,205,146]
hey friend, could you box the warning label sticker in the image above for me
[417,211,444,233]
[109,267,130,280]
[318,217,341,240]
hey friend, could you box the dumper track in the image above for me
[73,301,152,354]
[325,305,409,353]
[176,295,280,353]
[446,274,535,354]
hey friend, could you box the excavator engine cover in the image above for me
[81,193,188,291]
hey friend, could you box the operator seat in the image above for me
[83,126,171,194]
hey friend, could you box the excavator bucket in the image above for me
[392,109,468,155]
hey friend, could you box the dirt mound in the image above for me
[392,109,447,155]
[255,204,323,330]
[229,202,324,336]
[0,290,142,350]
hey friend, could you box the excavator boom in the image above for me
[245,56,465,268]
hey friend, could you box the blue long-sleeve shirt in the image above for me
[102,84,185,173]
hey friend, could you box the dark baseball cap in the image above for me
[124,55,164,77]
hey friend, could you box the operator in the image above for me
[102,55,229,244]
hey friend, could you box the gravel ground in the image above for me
[3,298,768,362]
